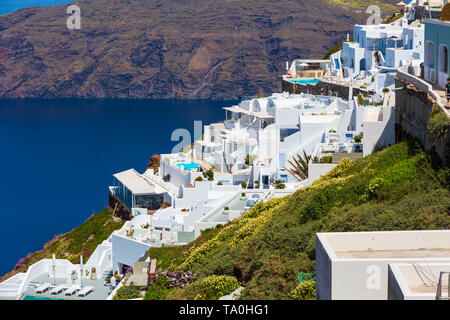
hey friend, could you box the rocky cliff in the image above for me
[0,0,396,99]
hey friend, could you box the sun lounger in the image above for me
[50,284,68,295]
[77,286,94,297]
[65,285,82,296]
[35,282,53,294]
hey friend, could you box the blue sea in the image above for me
[0,99,235,276]
[0,0,72,15]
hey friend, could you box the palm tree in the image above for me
[286,150,311,181]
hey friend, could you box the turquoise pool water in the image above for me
[23,295,65,300]
[291,78,320,85]
[176,162,200,170]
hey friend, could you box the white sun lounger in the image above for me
[77,286,94,297]
[65,285,82,296]
[50,284,68,295]
[35,282,53,294]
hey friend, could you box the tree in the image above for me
[286,150,311,181]
[273,179,286,189]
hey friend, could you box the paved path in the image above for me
[432,84,449,110]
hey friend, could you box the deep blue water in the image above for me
[0,99,234,276]
[0,0,72,15]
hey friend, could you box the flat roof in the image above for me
[318,230,450,260]
[113,169,155,195]
[389,262,450,298]
[223,106,274,119]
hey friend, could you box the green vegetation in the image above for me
[287,150,310,181]
[320,155,332,163]
[428,108,450,140]
[143,141,449,300]
[147,225,232,270]
[241,182,247,189]
[289,281,316,300]
[203,170,214,181]
[165,275,240,300]
[113,285,142,300]
[383,12,404,24]
[195,176,203,182]
[273,179,286,189]
[144,277,170,300]
[2,209,124,282]
[357,94,364,106]
[353,135,362,143]
[217,181,223,186]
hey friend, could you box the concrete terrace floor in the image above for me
[20,270,113,300]
[432,83,450,112]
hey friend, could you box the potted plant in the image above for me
[239,192,247,200]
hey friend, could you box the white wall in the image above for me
[362,106,395,156]
[111,233,150,273]
[308,163,337,185]
[316,231,450,300]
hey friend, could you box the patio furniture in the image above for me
[65,285,82,296]
[77,286,94,297]
[35,282,53,294]
[50,284,68,295]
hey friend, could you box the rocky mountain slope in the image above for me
[0,0,397,99]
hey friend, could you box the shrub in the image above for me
[113,286,142,300]
[428,109,450,140]
[224,206,230,211]
[217,181,223,186]
[241,182,247,189]
[273,179,286,189]
[357,94,364,106]
[289,281,316,300]
[382,87,390,93]
[194,275,240,300]
[320,155,332,163]
[144,277,169,300]
[195,176,203,182]
[203,170,214,181]
[353,135,362,143]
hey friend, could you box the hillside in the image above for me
[0,0,397,99]
[0,209,124,283]
[143,140,449,300]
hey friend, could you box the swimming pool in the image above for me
[176,162,200,170]
[22,295,65,300]
[291,78,321,85]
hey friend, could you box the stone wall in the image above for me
[281,79,374,99]
[394,72,450,167]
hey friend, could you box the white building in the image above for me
[329,17,424,93]
[316,230,450,300]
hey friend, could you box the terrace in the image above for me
[20,270,114,300]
